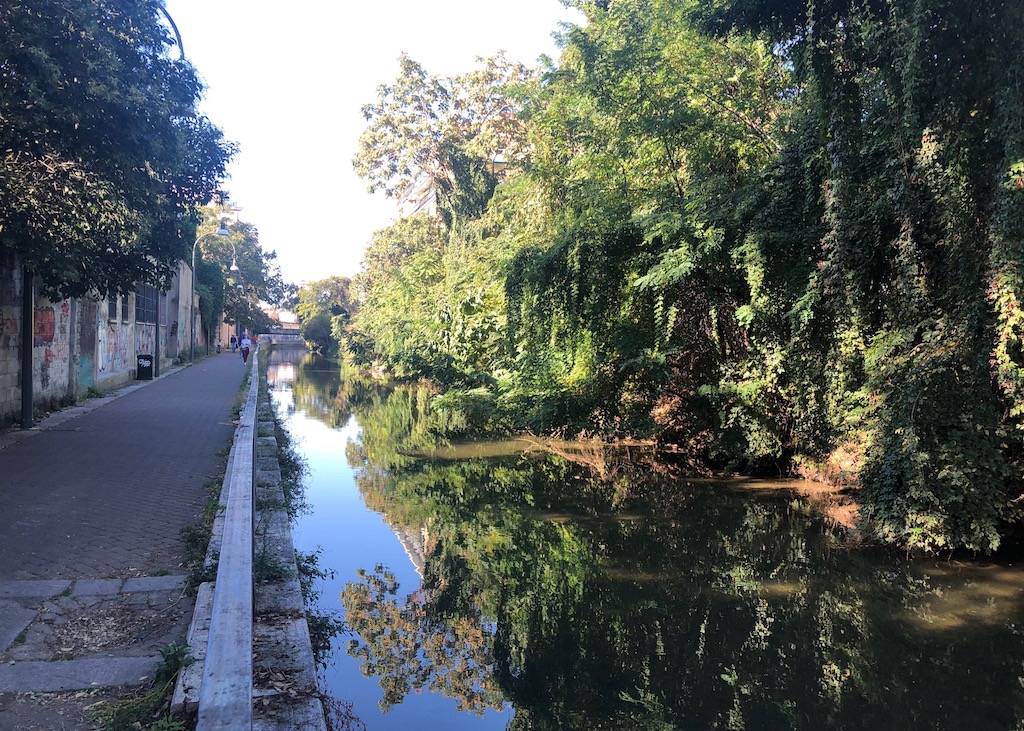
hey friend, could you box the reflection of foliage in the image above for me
[289,355,360,428]
[335,381,1024,729]
[342,565,504,714]
[296,548,347,669]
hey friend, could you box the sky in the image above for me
[162,0,585,287]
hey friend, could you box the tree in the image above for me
[353,52,535,227]
[300,313,334,355]
[346,0,1024,552]
[193,207,285,337]
[295,275,355,354]
[701,0,1024,551]
[0,0,234,298]
[295,276,355,322]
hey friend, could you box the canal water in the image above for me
[267,349,1024,730]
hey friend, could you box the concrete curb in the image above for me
[172,353,326,730]
[0,657,163,693]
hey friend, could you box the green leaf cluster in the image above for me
[0,0,235,297]
[347,0,1024,552]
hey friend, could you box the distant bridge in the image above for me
[259,330,306,347]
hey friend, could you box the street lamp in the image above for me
[190,219,232,361]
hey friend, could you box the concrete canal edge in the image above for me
[172,355,327,730]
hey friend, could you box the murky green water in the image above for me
[268,350,1024,730]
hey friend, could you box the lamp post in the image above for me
[190,219,233,361]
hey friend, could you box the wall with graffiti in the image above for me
[32,298,72,395]
[0,260,138,425]
[97,303,135,380]
[0,261,77,424]
[1,258,215,426]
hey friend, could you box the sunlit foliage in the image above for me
[347,0,1024,552]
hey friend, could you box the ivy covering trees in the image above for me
[344,0,1024,553]
[0,0,234,297]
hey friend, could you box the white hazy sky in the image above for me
[162,0,583,286]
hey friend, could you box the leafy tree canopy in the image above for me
[346,0,1024,553]
[353,52,535,203]
[193,206,286,336]
[0,0,235,298]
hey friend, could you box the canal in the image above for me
[267,348,1024,730]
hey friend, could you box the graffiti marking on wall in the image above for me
[34,308,55,345]
[0,315,18,339]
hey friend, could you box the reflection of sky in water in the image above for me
[268,362,511,729]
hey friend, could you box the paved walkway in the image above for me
[0,352,248,729]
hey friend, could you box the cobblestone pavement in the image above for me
[0,353,248,730]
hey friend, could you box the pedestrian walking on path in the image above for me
[0,352,249,729]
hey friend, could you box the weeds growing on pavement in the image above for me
[232,365,253,421]
[181,478,223,591]
[88,642,193,731]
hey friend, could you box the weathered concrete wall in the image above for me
[0,259,80,424]
[0,259,193,426]
[32,296,73,398]
[95,290,136,387]
[0,272,137,424]
[77,298,98,391]
[169,262,188,360]
[0,257,25,424]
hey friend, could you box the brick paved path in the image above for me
[0,353,247,580]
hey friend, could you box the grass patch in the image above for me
[88,642,193,731]
[181,478,223,591]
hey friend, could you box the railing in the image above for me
[259,331,304,346]
[195,353,258,730]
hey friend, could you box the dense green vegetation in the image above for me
[193,206,288,341]
[337,0,1024,553]
[0,0,234,297]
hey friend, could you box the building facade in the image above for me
[0,254,203,426]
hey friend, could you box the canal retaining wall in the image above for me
[172,354,327,730]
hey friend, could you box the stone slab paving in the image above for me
[0,354,247,730]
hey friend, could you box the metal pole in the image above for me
[154,289,161,378]
[20,267,34,428]
[191,239,198,362]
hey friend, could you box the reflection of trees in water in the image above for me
[287,354,384,429]
[336,385,1024,729]
[342,565,504,714]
